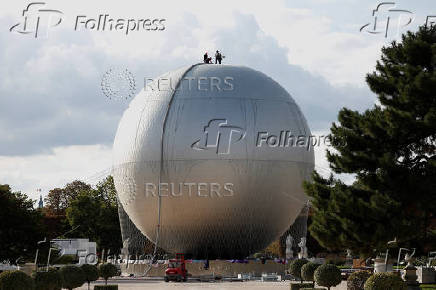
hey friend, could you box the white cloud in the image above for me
[1,0,432,196]
[0,145,112,201]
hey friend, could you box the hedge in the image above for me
[290,282,314,290]
[0,270,34,290]
[364,272,406,290]
[94,285,118,290]
[33,268,62,290]
[314,264,342,290]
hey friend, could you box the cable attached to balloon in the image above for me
[143,64,198,276]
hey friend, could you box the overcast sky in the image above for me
[1,0,434,201]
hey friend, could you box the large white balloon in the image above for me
[113,64,314,258]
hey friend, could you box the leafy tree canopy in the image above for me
[305,25,436,256]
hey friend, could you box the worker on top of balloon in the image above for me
[203,50,224,64]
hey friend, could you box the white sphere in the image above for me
[113,64,314,258]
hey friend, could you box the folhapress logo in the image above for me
[10,2,166,38]
[191,119,245,154]
[10,2,63,38]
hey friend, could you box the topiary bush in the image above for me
[33,268,62,290]
[98,263,118,285]
[0,270,34,290]
[59,265,85,290]
[314,264,342,290]
[289,259,309,283]
[290,283,314,290]
[80,264,99,290]
[347,270,371,290]
[94,285,118,290]
[301,262,321,287]
[363,272,407,290]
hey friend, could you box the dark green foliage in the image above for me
[347,270,371,290]
[420,285,436,289]
[59,265,85,290]
[289,259,308,282]
[81,264,99,290]
[53,254,76,265]
[0,185,45,262]
[364,272,406,290]
[45,181,92,216]
[33,268,62,290]
[304,25,436,255]
[65,177,122,253]
[94,285,118,290]
[301,262,320,286]
[98,263,118,285]
[314,264,342,290]
[290,283,314,290]
[0,270,34,290]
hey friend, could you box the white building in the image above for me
[51,238,97,265]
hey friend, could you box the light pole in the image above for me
[46,245,58,272]
[385,237,398,272]
[397,248,411,273]
[34,238,47,269]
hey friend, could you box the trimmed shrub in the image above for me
[94,285,118,290]
[347,270,371,290]
[0,270,34,290]
[301,262,320,287]
[59,265,85,290]
[364,272,407,290]
[81,264,99,290]
[289,259,309,282]
[98,263,118,285]
[314,264,342,290]
[290,283,314,290]
[33,268,62,290]
[419,285,436,290]
[53,254,77,265]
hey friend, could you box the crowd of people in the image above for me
[203,50,224,64]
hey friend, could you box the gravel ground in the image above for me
[77,279,348,290]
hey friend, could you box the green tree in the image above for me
[0,185,45,263]
[95,176,118,207]
[289,258,308,283]
[81,264,99,290]
[0,270,34,290]
[59,265,85,290]
[65,177,121,253]
[304,25,436,255]
[45,181,92,216]
[98,263,118,285]
[33,268,62,290]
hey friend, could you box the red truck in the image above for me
[164,253,188,282]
